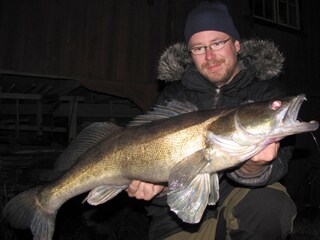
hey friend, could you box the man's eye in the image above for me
[193,46,204,52]
[213,41,223,46]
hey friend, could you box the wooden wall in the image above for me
[0,0,319,111]
[0,0,203,109]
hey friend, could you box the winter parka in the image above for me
[147,39,294,239]
[155,39,292,186]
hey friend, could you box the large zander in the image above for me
[3,93,319,240]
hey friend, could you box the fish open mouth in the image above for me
[280,93,318,135]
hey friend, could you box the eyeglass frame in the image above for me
[189,38,232,55]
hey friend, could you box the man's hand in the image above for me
[126,180,165,200]
[238,142,280,175]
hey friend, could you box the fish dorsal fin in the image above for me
[167,173,211,223]
[127,100,198,126]
[54,122,122,172]
[84,185,128,205]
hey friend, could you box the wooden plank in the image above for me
[0,124,67,133]
[0,92,41,100]
[0,103,141,117]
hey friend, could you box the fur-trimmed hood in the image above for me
[157,39,284,82]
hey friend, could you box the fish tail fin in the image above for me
[3,186,56,240]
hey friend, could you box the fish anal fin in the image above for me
[84,185,128,205]
[167,173,210,224]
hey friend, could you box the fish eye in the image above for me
[271,100,282,110]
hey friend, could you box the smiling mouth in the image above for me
[206,60,224,68]
[206,63,221,71]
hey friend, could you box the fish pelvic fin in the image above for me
[3,186,57,240]
[167,149,220,223]
[84,185,128,205]
[168,149,210,191]
[167,173,211,224]
[208,173,220,205]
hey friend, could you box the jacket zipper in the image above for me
[213,88,220,108]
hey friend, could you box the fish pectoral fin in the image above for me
[208,173,220,205]
[169,149,209,191]
[167,173,210,224]
[84,185,128,205]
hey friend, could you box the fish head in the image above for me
[234,93,319,144]
[206,94,318,163]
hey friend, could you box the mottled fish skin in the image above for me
[3,94,319,240]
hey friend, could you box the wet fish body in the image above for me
[3,94,318,240]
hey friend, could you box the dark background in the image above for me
[0,0,319,239]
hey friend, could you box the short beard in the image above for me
[201,62,235,88]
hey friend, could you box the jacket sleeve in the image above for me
[226,139,294,186]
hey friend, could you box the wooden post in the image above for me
[15,98,20,139]
[36,99,43,136]
[68,97,78,143]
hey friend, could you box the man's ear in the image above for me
[235,40,241,53]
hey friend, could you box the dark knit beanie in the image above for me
[184,1,240,44]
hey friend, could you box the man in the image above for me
[127,1,296,239]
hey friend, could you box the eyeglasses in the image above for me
[189,38,232,55]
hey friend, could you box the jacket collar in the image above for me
[157,39,284,84]
[180,64,255,94]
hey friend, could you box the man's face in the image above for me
[189,30,241,88]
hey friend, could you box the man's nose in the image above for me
[205,48,216,61]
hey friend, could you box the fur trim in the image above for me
[157,39,284,82]
[157,43,192,81]
[240,39,284,81]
